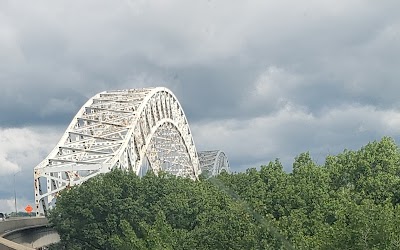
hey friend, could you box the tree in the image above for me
[49,170,265,249]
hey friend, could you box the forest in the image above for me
[49,137,400,249]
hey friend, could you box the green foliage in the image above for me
[216,137,400,249]
[50,137,400,249]
[49,171,266,249]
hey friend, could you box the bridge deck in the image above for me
[0,217,50,250]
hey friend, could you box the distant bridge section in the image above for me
[198,150,230,178]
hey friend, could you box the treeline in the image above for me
[49,137,400,249]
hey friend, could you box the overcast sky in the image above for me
[1,0,400,212]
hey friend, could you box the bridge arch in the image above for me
[198,150,230,178]
[34,87,200,216]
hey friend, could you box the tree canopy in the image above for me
[49,171,268,249]
[50,137,400,249]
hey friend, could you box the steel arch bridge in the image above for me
[34,87,230,216]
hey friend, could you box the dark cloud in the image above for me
[0,84,87,126]
[1,0,399,126]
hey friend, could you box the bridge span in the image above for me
[34,87,230,216]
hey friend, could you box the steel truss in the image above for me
[34,87,205,216]
[198,150,230,178]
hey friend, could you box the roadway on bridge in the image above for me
[0,217,59,250]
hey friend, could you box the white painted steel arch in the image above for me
[34,87,200,216]
[198,150,230,178]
